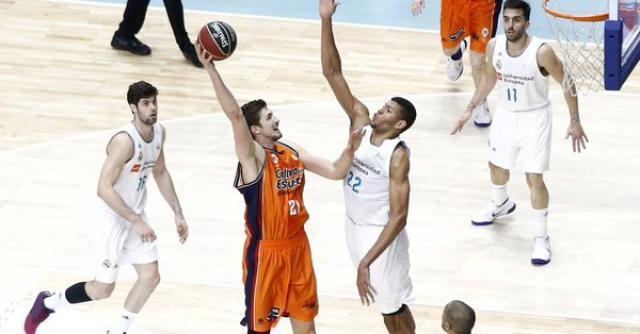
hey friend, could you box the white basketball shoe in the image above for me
[471,198,516,225]
[446,40,467,81]
[531,236,551,265]
[473,100,492,127]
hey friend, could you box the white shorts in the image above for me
[91,210,158,283]
[345,218,414,314]
[488,105,552,174]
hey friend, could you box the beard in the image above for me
[506,29,525,42]
[141,116,157,126]
[273,130,283,141]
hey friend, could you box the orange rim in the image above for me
[542,0,609,22]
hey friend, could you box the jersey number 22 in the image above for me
[346,171,362,193]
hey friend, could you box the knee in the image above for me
[89,282,115,300]
[489,163,508,177]
[526,174,545,190]
[442,46,458,57]
[469,52,486,70]
[139,270,161,287]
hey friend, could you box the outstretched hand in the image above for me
[411,0,426,16]
[565,122,588,153]
[195,40,215,70]
[319,0,340,19]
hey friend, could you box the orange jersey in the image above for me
[441,0,502,53]
[235,142,309,241]
[235,142,318,331]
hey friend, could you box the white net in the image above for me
[543,0,609,96]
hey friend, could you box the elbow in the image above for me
[322,68,340,79]
[391,213,408,228]
[97,184,107,200]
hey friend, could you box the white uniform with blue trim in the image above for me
[93,122,163,283]
[490,34,553,173]
[343,125,414,313]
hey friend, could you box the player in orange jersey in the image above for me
[412,0,502,127]
[197,45,364,334]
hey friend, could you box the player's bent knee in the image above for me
[87,281,115,300]
[442,46,459,57]
[290,318,316,334]
[526,173,545,187]
[469,51,486,69]
[139,271,161,287]
[382,303,407,317]
[489,162,509,175]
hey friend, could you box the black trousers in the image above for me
[115,0,191,49]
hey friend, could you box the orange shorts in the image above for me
[441,0,502,53]
[241,231,318,332]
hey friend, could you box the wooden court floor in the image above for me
[1,0,640,333]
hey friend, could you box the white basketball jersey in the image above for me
[344,126,407,226]
[493,34,550,112]
[100,122,163,215]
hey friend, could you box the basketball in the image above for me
[198,21,237,61]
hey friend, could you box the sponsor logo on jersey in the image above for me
[351,157,381,176]
[131,164,141,172]
[496,72,503,81]
[276,168,304,190]
[496,59,502,70]
[141,161,156,172]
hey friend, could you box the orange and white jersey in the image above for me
[99,122,163,215]
[235,142,309,241]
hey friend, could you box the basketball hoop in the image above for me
[542,0,609,96]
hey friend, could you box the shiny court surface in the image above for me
[1,0,640,333]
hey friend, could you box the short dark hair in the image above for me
[241,99,267,132]
[391,96,417,133]
[504,0,531,21]
[127,81,158,105]
[444,300,476,334]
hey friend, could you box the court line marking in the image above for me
[2,91,640,327]
[8,1,640,324]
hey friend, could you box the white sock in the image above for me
[43,292,68,311]
[491,184,508,205]
[110,309,137,333]
[534,208,548,238]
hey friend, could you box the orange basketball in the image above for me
[198,21,237,61]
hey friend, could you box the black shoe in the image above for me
[181,43,203,68]
[111,33,151,56]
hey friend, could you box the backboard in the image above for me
[605,0,640,89]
